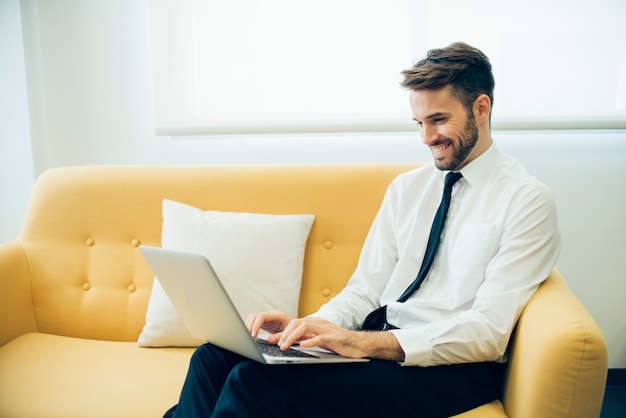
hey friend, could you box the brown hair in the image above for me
[401,42,495,115]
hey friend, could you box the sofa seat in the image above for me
[0,332,508,418]
[0,333,193,418]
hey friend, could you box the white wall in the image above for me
[0,0,34,243]
[3,0,625,367]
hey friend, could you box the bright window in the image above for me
[150,0,626,135]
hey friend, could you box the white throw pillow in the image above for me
[137,199,315,347]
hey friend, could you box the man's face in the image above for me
[409,87,480,171]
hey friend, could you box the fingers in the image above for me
[245,313,339,352]
[277,319,372,359]
[244,313,258,336]
[276,317,329,350]
[277,319,306,349]
[245,310,291,339]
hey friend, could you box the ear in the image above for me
[473,94,491,126]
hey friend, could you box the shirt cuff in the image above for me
[391,328,433,366]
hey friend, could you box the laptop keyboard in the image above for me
[256,339,317,358]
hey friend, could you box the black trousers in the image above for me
[164,343,505,418]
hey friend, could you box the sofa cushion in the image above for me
[0,333,194,418]
[138,199,315,347]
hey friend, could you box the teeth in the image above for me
[432,143,450,153]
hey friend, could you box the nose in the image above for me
[421,124,438,145]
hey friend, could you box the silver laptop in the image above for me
[139,246,369,365]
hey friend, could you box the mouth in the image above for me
[430,141,452,157]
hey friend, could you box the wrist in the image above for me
[359,330,405,361]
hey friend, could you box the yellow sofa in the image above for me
[0,165,608,418]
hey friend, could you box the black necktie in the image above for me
[397,171,463,302]
[362,171,463,330]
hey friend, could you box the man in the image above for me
[164,42,560,417]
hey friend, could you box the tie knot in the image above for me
[445,172,463,189]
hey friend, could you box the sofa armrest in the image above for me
[0,240,37,346]
[502,269,608,418]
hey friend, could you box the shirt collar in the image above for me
[452,142,502,188]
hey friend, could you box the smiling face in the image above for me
[410,86,492,171]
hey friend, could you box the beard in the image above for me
[434,113,479,171]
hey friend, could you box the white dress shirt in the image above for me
[314,143,561,366]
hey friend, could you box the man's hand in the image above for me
[246,310,293,339]
[246,311,405,362]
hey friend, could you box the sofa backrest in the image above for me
[18,164,416,341]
